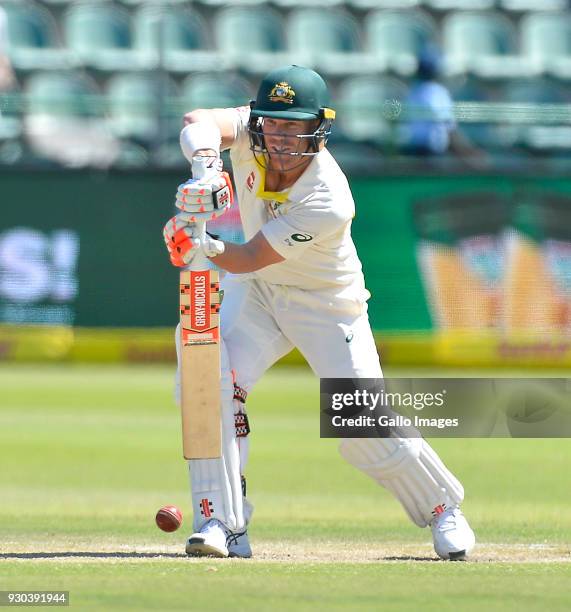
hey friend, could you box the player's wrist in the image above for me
[180,121,222,160]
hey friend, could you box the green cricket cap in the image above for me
[250,65,335,121]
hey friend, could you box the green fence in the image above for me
[0,169,180,328]
[1,169,570,333]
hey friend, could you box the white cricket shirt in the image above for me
[227,107,368,298]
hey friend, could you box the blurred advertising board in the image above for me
[1,169,570,366]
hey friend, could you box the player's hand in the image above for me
[163,215,225,267]
[163,216,199,267]
[175,172,233,222]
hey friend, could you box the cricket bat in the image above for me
[179,155,222,459]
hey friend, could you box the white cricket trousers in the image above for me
[176,274,464,533]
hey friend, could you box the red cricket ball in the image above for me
[155,505,183,532]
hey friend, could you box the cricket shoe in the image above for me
[185,519,252,558]
[227,529,252,559]
[430,506,475,560]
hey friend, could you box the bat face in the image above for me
[179,269,222,459]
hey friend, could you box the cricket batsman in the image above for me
[163,65,476,560]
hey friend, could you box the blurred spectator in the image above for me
[399,47,486,164]
[0,6,16,93]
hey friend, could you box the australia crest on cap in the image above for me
[269,82,295,105]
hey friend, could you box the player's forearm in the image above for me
[208,231,284,273]
[209,242,265,274]
[182,108,237,151]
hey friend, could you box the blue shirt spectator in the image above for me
[399,46,486,164]
[400,80,456,154]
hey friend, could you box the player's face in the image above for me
[262,118,319,172]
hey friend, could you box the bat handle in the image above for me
[187,154,218,272]
[188,221,209,271]
[191,154,219,181]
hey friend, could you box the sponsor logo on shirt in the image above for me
[283,232,314,247]
[291,233,313,242]
[246,171,255,192]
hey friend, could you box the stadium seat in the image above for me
[366,10,437,75]
[500,0,566,11]
[502,77,569,105]
[274,0,342,7]
[446,76,501,149]
[63,3,147,71]
[424,0,494,10]
[39,0,76,5]
[24,71,118,167]
[120,0,188,5]
[113,139,150,168]
[336,75,408,146]
[497,78,570,151]
[443,11,529,78]
[199,0,268,5]
[133,5,220,72]
[2,2,72,70]
[521,13,571,79]
[0,91,22,141]
[214,6,286,73]
[349,0,420,9]
[288,9,372,75]
[25,71,102,117]
[181,73,253,110]
[106,73,180,144]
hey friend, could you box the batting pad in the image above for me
[339,438,464,528]
[175,324,251,532]
[187,372,251,531]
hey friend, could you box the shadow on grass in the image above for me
[0,552,452,562]
[0,552,186,559]
[382,555,443,562]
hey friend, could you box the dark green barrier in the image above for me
[1,169,570,331]
[0,169,181,327]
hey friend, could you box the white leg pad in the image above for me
[176,324,252,532]
[339,437,464,527]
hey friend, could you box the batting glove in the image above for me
[175,172,233,223]
[163,215,225,267]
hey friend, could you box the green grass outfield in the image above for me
[0,365,570,611]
